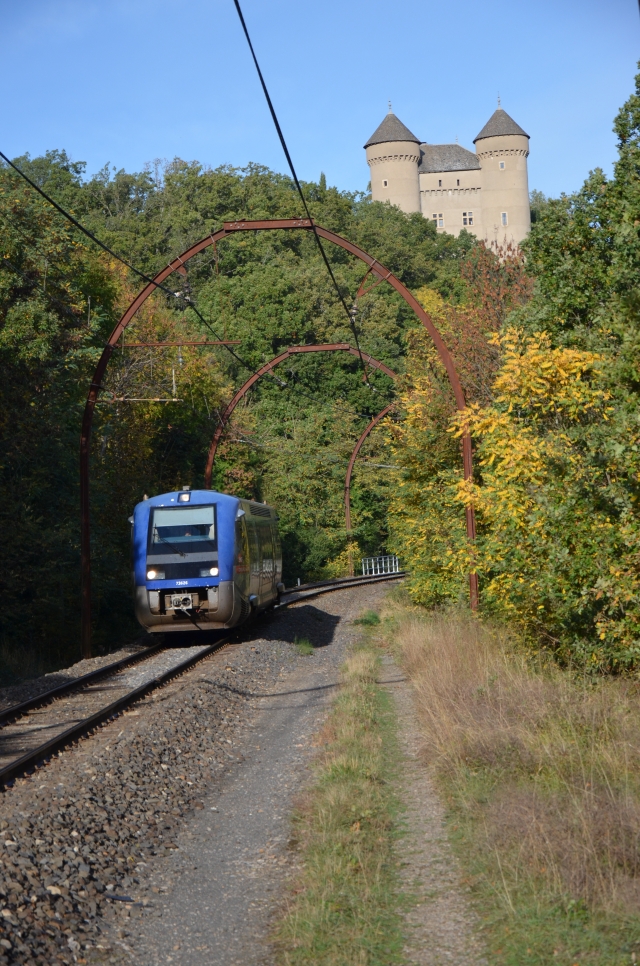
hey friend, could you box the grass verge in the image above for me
[381,591,640,966]
[275,622,405,966]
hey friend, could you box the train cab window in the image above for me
[148,505,216,555]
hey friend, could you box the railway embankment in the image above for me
[11,581,631,966]
[0,582,391,965]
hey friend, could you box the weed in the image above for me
[294,636,314,656]
[353,609,381,627]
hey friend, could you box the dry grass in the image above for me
[382,600,640,915]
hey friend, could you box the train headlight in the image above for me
[147,569,165,580]
[200,567,219,577]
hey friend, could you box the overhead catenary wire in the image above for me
[231,0,371,384]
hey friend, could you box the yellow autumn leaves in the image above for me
[388,318,611,630]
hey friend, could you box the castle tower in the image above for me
[473,107,530,246]
[364,109,421,214]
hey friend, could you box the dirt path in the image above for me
[379,654,488,966]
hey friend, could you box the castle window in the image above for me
[438,179,442,187]
[501,212,508,227]
[499,161,505,169]
[383,179,388,187]
[462,211,474,227]
[432,213,444,228]
[456,179,460,186]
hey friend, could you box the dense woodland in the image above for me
[2,71,640,679]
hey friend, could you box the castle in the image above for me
[364,104,530,245]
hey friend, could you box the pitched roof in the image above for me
[474,108,529,142]
[364,112,420,148]
[418,143,480,173]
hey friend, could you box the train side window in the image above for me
[246,516,260,579]
[259,521,274,578]
[271,523,282,576]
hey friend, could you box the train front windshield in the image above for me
[148,506,216,554]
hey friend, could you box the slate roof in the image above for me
[418,143,480,173]
[364,112,420,148]
[474,108,529,142]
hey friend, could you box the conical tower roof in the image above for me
[474,107,528,142]
[364,111,420,149]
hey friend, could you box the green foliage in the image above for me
[529,188,549,224]
[389,66,640,671]
[0,150,476,678]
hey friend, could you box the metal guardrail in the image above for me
[361,555,401,576]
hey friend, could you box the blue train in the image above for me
[131,488,283,632]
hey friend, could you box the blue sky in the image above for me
[1,0,638,199]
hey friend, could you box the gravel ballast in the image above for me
[0,645,217,773]
[0,583,392,965]
[0,645,151,715]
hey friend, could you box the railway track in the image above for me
[0,572,404,789]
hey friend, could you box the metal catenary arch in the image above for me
[80,218,477,657]
[344,403,396,536]
[203,342,397,488]
[202,342,397,575]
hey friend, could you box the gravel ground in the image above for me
[0,584,389,966]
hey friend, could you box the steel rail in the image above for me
[0,640,228,789]
[0,643,162,728]
[281,572,405,595]
[0,573,404,788]
[278,571,405,605]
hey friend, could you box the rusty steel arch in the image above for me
[203,342,397,487]
[344,403,396,577]
[344,403,396,536]
[80,218,477,657]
